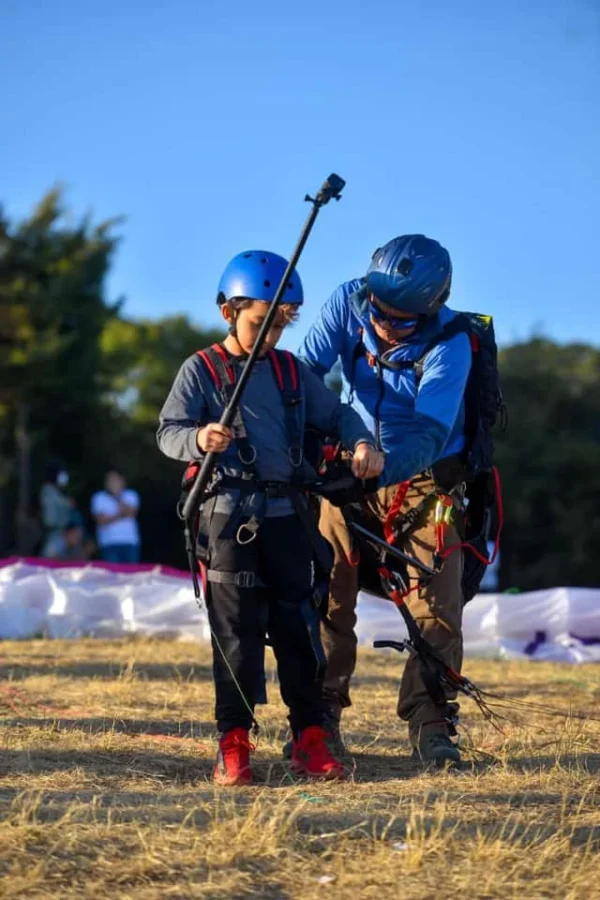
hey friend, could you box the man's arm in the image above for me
[378,332,472,486]
[297,282,357,376]
[301,362,376,452]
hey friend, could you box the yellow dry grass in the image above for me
[1,638,599,899]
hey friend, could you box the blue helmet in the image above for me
[365,234,452,316]
[216,250,303,306]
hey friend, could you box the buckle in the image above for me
[289,447,303,468]
[262,481,290,499]
[236,519,259,545]
[237,571,256,588]
[238,444,257,465]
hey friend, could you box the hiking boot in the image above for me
[323,702,347,758]
[213,727,254,786]
[412,731,461,768]
[290,725,345,780]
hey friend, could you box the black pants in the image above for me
[203,512,326,735]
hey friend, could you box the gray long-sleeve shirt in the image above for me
[157,352,375,515]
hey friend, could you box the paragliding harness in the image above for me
[311,472,600,738]
[348,311,507,603]
[178,342,333,601]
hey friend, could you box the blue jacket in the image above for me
[298,280,472,487]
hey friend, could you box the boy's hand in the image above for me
[196,423,234,453]
[351,442,384,480]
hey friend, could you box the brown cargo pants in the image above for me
[319,472,464,746]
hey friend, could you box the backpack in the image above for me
[349,312,506,602]
[413,313,506,601]
[413,312,506,479]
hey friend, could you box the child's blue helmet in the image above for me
[216,250,303,306]
[365,234,452,316]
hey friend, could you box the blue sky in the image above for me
[1,0,599,349]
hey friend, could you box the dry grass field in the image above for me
[1,638,599,899]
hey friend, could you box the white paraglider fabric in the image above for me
[0,559,599,663]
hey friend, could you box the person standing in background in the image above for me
[91,470,141,563]
[39,464,73,558]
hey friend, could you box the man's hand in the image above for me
[196,423,234,454]
[351,442,384,479]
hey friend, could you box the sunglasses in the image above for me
[369,299,419,331]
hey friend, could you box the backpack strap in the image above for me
[196,344,257,469]
[196,344,305,475]
[268,349,304,475]
[413,314,472,383]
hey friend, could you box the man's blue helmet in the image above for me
[216,250,303,306]
[365,234,452,316]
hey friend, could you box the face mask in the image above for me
[57,471,69,488]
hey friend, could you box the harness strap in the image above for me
[206,569,265,588]
[197,344,304,475]
[197,345,257,469]
[438,465,504,567]
[289,492,334,579]
[268,349,304,473]
[383,481,412,543]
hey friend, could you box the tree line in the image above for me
[1,190,598,590]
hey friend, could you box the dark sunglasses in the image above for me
[369,299,419,331]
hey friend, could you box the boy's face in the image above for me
[222,300,289,355]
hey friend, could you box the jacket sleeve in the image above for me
[377,332,471,486]
[297,284,350,377]
[156,356,209,461]
[300,362,376,451]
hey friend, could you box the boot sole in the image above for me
[213,770,253,786]
[411,750,462,769]
[289,761,346,781]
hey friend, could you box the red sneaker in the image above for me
[290,726,345,780]
[213,728,254,786]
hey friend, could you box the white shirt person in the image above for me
[91,470,141,564]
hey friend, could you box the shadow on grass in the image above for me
[505,753,600,774]
[0,661,213,682]
[0,767,598,853]
[0,716,215,738]
[0,746,211,783]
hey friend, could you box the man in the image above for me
[91,470,141,563]
[298,234,471,766]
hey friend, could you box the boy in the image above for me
[157,250,383,786]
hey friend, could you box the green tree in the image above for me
[95,314,225,566]
[0,189,120,552]
[496,339,600,590]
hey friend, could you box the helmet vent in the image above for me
[397,258,413,276]
[264,280,271,287]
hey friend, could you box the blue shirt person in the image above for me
[298,234,471,767]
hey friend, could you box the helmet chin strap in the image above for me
[223,304,253,359]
